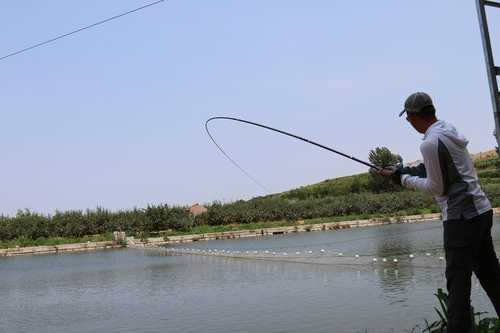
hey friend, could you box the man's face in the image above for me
[406,113,426,134]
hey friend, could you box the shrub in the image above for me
[479,169,500,179]
[368,147,403,193]
[422,288,500,332]
[475,157,500,170]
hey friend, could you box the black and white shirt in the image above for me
[400,120,491,221]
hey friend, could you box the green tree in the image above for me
[368,147,403,193]
[368,147,402,168]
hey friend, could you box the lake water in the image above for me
[1,217,500,333]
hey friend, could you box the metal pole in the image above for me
[476,0,500,154]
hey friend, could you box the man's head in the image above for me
[399,92,438,134]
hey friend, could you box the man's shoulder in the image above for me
[420,134,439,150]
[419,140,438,156]
[420,121,452,147]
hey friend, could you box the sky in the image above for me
[1,0,499,216]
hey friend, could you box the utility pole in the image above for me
[476,0,500,155]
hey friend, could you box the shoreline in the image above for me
[0,241,122,257]
[2,207,499,257]
[128,212,444,248]
[130,207,498,247]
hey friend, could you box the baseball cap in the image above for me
[398,92,434,117]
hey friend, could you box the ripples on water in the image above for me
[1,218,499,333]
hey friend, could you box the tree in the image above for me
[368,147,402,168]
[368,147,403,193]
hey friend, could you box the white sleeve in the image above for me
[400,140,444,196]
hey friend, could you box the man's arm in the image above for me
[400,141,444,196]
[374,163,426,185]
[399,163,426,178]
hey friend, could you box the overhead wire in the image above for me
[0,0,166,62]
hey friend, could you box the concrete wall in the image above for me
[0,241,122,257]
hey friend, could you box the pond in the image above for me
[1,217,499,333]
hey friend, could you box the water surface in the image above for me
[1,217,500,333]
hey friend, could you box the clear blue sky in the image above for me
[1,0,498,216]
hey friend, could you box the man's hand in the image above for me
[377,167,397,177]
[370,165,403,186]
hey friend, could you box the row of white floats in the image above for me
[165,247,445,263]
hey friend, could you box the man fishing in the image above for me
[377,92,500,332]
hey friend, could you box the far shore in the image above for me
[2,207,499,258]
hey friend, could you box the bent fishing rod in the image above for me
[205,116,380,190]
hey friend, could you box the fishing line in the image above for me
[162,224,446,260]
[173,223,444,256]
[161,221,447,257]
[159,235,500,269]
[241,224,445,252]
[205,116,380,191]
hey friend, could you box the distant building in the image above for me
[189,203,207,216]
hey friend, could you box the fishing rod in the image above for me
[205,116,380,190]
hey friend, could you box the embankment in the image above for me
[3,208,499,256]
[127,208,500,247]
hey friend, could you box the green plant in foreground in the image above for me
[421,288,500,333]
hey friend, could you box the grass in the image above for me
[0,233,114,249]
[361,289,500,332]
[417,289,500,333]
